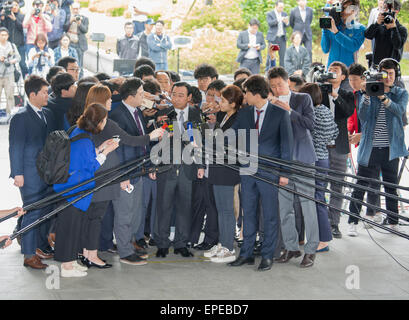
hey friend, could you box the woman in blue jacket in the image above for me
[53,33,79,65]
[53,103,119,278]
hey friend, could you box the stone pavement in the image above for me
[1,125,409,300]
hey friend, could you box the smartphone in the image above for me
[112,135,120,143]
[270,44,280,51]
[142,98,155,109]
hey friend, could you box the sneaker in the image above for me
[373,213,383,224]
[204,243,221,258]
[119,253,147,266]
[73,261,88,272]
[389,224,402,233]
[61,266,87,278]
[347,223,358,237]
[210,247,236,263]
[364,216,374,229]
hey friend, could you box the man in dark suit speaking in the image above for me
[9,75,56,269]
[236,19,266,75]
[290,0,314,59]
[228,75,293,271]
[153,82,205,258]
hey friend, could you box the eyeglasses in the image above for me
[67,68,80,72]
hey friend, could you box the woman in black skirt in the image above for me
[53,103,119,277]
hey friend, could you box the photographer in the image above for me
[320,61,355,238]
[65,2,88,74]
[348,59,408,232]
[364,0,407,65]
[0,0,27,77]
[320,0,365,67]
[0,27,20,115]
[45,0,66,49]
[27,33,54,78]
[22,0,52,54]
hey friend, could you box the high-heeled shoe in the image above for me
[84,259,112,269]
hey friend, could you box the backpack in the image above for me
[36,126,91,185]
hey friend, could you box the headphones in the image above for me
[378,58,401,78]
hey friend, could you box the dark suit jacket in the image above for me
[156,106,203,181]
[45,95,73,131]
[236,30,266,64]
[290,6,313,40]
[321,88,355,154]
[288,92,317,164]
[232,102,293,173]
[284,45,311,77]
[266,10,289,42]
[109,102,148,172]
[9,105,55,203]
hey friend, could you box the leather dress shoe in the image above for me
[36,248,54,260]
[132,242,148,255]
[258,258,273,271]
[24,255,48,269]
[156,248,169,258]
[253,241,262,256]
[300,254,315,268]
[228,256,255,267]
[136,238,148,249]
[84,259,112,269]
[275,250,302,263]
[194,242,215,251]
[174,247,194,257]
[148,238,156,247]
[331,225,342,239]
[107,244,118,254]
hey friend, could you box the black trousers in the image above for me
[349,147,399,225]
[82,201,110,251]
[54,204,84,263]
[155,166,193,249]
[189,178,218,245]
[99,201,115,251]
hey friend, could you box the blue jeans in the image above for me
[315,159,333,242]
[155,62,168,71]
[213,185,235,251]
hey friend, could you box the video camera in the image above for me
[382,0,395,24]
[0,1,13,17]
[320,1,342,29]
[363,70,387,96]
[311,65,337,92]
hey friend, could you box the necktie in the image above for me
[134,109,146,154]
[179,110,185,133]
[38,110,46,125]
[255,109,264,134]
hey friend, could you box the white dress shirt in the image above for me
[299,6,307,23]
[275,9,285,37]
[244,30,259,60]
[175,106,189,132]
[123,100,145,135]
[254,101,269,134]
[328,87,340,145]
[28,101,46,123]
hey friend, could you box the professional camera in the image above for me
[75,14,81,21]
[320,1,342,28]
[311,64,337,92]
[382,0,395,24]
[363,69,387,96]
[34,8,41,16]
[0,1,13,16]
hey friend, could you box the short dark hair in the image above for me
[275,0,284,6]
[124,21,133,28]
[77,76,99,85]
[156,20,165,26]
[77,103,108,135]
[207,80,226,92]
[46,66,65,83]
[234,68,251,81]
[393,0,402,11]
[100,79,120,94]
[243,75,269,99]
[249,18,260,27]
[143,79,161,95]
[221,85,243,111]
[0,27,9,34]
[298,83,322,106]
[51,73,75,96]
[168,71,181,83]
[190,86,203,105]
[57,56,77,70]
[120,77,144,100]
[67,82,95,126]
[329,61,349,78]
[24,75,49,97]
[289,74,305,87]
[134,57,156,71]
[233,78,247,93]
[348,63,366,77]
[194,63,218,80]
[94,72,111,81]
[267,66,289,81]
[172,81,192,96]
[133,64,155,79]
[379,59,399,74]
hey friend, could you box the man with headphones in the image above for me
[365,0,407,65]
[347,58,408,234]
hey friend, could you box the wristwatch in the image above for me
[380,96,387,103]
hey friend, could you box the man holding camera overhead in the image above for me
[22,0,52,54]
[364,0,407,66]
[320,0,365,67]
[65,2,88,74]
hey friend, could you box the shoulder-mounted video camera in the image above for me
[0,1,13,17]
[320,1,342,29]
